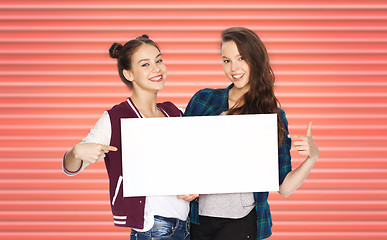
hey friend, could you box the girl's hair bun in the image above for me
[109,42,122,59]
[139,34,149,39]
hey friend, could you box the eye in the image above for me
[239,57,244,61]
[141,63,149,67]
[223,59,230,63]
[156,59,163,63]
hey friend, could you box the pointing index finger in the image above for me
[101,145,118,153]
[108,146,118,152]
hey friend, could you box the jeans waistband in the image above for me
[154,215,188,228]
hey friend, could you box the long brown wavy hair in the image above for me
[222,27,286,146]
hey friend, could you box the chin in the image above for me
[233,81,249,90]
[154,83,166,91]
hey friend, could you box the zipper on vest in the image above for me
[112,175,123,206]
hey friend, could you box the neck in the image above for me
[130,88,159,115]
[228,85,249,103]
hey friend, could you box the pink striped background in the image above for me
[0,0,386,239]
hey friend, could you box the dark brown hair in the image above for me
[222,27,286,146]
[109,34,160,88]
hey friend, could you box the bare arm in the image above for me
[278,122,319,197]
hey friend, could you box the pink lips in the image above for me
[149,75,163,82]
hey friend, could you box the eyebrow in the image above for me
[222,54,241,59]
[138,54,162,64]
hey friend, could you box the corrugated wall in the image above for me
[1,0,387,239]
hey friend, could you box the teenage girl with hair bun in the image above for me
[63,35,196,240]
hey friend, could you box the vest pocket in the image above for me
[112,175,123,206]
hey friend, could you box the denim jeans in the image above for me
[130,215,190,240]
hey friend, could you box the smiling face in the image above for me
[123,43,167,92]
[221,40,250,92]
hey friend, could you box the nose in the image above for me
[152,63,161,73]
[231,61,239,72]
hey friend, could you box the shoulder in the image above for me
[158,101,178,108]
[188,87,228,105]
[185,86,230,116]
[277,108,287,119]
[277,108,286,118]
[106,100,137,120]
[107,101,128,112]
[193,87,227,98]
[158,101,183,117]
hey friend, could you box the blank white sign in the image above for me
[121,114,279,197]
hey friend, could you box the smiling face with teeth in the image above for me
[123,43,167,93]
[221,40,250,92]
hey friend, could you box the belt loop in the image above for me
[175,218,180,229]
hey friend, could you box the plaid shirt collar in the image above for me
[185,83,234,116]
[201,83,233,115]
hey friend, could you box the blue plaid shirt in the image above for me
[184,84,292,240]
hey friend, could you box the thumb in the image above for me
[307,121,312,137]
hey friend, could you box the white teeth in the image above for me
[232,74,244,79]
[151,76,162,81]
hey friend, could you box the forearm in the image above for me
[278,155,317,197]
[63,146,83,173]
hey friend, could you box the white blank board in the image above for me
[121,114,279,197]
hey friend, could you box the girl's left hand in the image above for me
[288,121,319,160]
[177,194,199,201]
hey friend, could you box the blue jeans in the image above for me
[130,215,190,240]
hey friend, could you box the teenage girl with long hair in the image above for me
[63,35,196,240]
[184,27,319,240]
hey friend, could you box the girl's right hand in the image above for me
[177,194,199,201]
[73,143,118,164]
